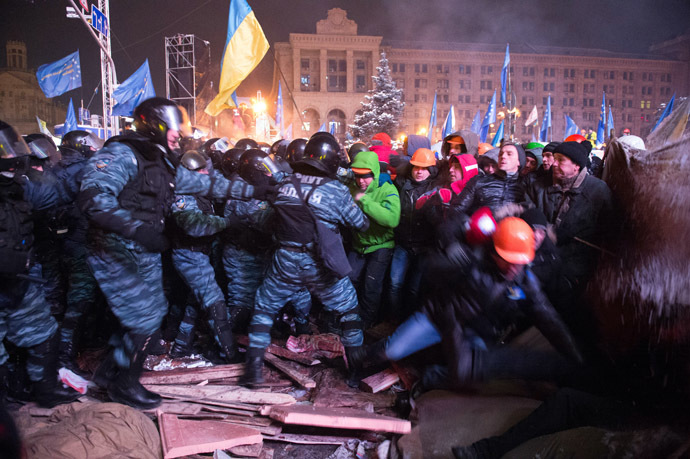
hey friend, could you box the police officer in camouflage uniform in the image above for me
[46,131,105,370]
[222,149,312,336]
[241,135,369,387]
[79,98,269,409]
[168,150,237,361]
[0,120,80,407]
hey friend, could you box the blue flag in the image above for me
[276,81,284,137]
[491,120,505,147]
[539,95,551,142]
[318,122,327,132]
[64,98,78,133]
[427,92,437,142]
[652,93,675,132]
[329,122,336,135]
[596,92,605,146]
[112,59,156,116]
[285,123,293,140]
[36,50,82,98]
[442,105,455,139]
[470,110,482,134]
[479,91,497,143]
[607,105,615,138]
[564,114,579,140]
[500,44,510,106]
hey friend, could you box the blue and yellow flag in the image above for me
[491,119,504,147]
[205,0,269,116]
[112,59,156,116]
[36,50,82,98]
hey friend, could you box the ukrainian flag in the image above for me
[205,0,269,116]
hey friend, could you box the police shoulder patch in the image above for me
[94,158,111,171]
[175,196,187,209]
[257,201,268,210]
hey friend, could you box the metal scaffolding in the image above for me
[165,34,206,126]
[97,0,117,138]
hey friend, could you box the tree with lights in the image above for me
[349,52,405,141]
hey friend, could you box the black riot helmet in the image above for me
[234,138,259,150]
[0,120,31,159]
[257,142,271,154]
[286,138,307,164]
[221,148,245,178]
[202,137,229,159]
[180,150,206,172]
[270,139,290,159]
[60,130,104,158]
[238,149,280,186]
[347,142,368,163]
[132,97,183,147]
[299,135,341,176]
[24,133,61,165]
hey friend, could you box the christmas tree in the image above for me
[349,52,405,141]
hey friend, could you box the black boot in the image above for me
[294,320,313,336]
[107,333,161,409]
[146,330,169,356]
[345,346,365,388]
[28,334,80,408]
[91,350,119,389]
[209,301,240,363]
[239,347,265,387]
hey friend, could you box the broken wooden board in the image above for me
[228,441,263,457]
[236,336,321,366]
[146,384,295,406]
[222,420,282,437]
[311,369,395,410]
[264,432,353,445]
[390,361,418,391]
[141,363,244,385]
[359,368,400,393]
[143,402,202,416]
[264,354,316,389]
[263,405,411,434]
[158,412,262,459]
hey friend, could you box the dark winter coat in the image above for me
[523,167,615,287]
[393,170,440,251]
[449,170,526,219]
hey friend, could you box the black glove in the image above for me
[131,225,169,252]
[252,182,278,202]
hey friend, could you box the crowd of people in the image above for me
[2,95,683,457]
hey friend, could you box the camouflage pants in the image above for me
[248,248,362,350]
[0,263,58,381]
[86,237,167,367]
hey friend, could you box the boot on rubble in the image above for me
[27,334,80,408]
[107,333,161,410]
[209,301,242,363]
[239,347,265,387]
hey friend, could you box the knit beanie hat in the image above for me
[553,141,591,169]
[543,142,560,153]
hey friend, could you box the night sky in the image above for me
[2,0,688,113]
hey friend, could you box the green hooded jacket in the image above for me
[349,150,401,254]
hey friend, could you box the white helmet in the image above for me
[617,135,645,150]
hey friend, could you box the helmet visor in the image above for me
[259,155,280,176]
[0,126,31,159]
[27,137,57,159]
[157,104,183,132]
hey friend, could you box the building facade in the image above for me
[0,41,67,136]
[274,9,689,143]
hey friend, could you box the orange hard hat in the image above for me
[565,134,586,143]
[477,143,493,156]
[447,135,465,145]
[410,148,436,167]
[493,217,535,265]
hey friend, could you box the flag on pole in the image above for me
[470,110,482,134]
[652,93,675,132]
[36,116,51,137]
[329,122,336,135]
[111,59,156,116]
[564,114,579,139]
[479,91,497,143]
[64,98,78,133]
[318,122,327,132]
[539,96,551,142]
[36,50,82,98]
[284,123,293,140]
[205,0,269,116]
[275,80,284,138]
[596,92,606,146]
[441,105,455,139]
[427,92,437,142]
[500,44,510,106]
[524,105,538,126]
[607,105,615,139]
[491,120,505,147]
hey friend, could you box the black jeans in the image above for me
[348,248,393,328]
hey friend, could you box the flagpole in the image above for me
[269,48,308,135]
[507,58,512,141]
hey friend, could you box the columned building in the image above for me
[274,9,689,142]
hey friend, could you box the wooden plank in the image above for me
[221,420,282,437]
[146,384,296,405]
[236,336,321,366]
[140,363,244,385]
[158,412,262,459]
[390,362,418,391]
[199,403,259,416]
[264,404,411,434]
[264,354,317,389]
[143,402,201,416]
[359,368,400,393]
[263,433,354,446]
[229,441,263,457]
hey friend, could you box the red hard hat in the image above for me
[465,207,497,245]
[565,134,586,143]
